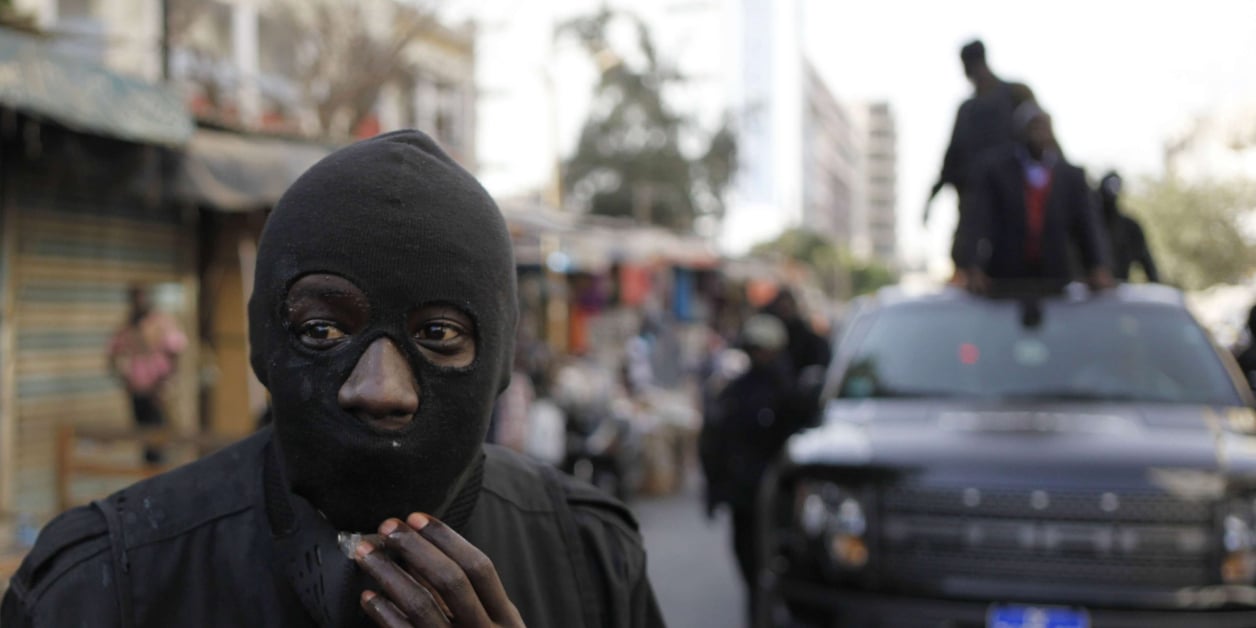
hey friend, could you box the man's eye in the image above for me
[299,321,348,345]
[416,322,464,343]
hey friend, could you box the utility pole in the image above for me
[160,0,171,81]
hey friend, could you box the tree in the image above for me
[274,0,440,140]
[559,8,736,233]
[750,228,898,298]
[1125,176,1256,291]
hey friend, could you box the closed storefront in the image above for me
[0,26,194,535]
[1,126,196,517]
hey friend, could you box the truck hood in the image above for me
[787,399,1256,492]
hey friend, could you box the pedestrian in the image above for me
[1096,171,1160,282]
[106,284,187,464]
[762,288,831,373]
[927,39,1037,279]
[699,314,810,620]
[3,131,664,627]
[960,102,1114,291]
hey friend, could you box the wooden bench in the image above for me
[55,424,237,512]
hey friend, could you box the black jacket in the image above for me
[1,429,664,627]
[700,360,808,512]
[939,80,1034,195]
[1104,212,1159,282]
[960,146,1109,280]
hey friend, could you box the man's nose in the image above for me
[338,337,419,429]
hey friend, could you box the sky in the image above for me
[461,0,1256,275]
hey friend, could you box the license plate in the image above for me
[987,604,1090,628]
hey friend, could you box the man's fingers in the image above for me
[407,514,522,623]
[361,590,414,628]
[355,541,450,627]
[379,519,491,626]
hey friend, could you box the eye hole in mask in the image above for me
[286,274,371,352]
[409,304,476,368]
[284,274,477,368]
[297,320,349,349]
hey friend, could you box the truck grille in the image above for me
[880,485,1214,590]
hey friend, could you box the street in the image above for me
[634,468,746,628]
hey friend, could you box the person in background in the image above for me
[699,314,811,620]
[106,284,187,464]
[762,288,831,374]
[1096,171,1159,282]
[961,102,1114,292]
[928,39,1037,278]
[1234,304,1256,391]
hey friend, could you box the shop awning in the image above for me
[174,129,334,211]
[0,28,193,146]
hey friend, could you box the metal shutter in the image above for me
[8,184,193,516]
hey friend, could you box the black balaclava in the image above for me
[249,129,517,535]
[1099,171,1122,221]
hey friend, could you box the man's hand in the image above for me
[923,181,946,225]
[952,267,991,295]
[354,514,525,627]
[1086,268,1116,291]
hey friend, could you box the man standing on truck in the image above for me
[927,39,1037,281]
[960,102,1114,291]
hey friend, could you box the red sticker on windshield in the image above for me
[959,343,980,365]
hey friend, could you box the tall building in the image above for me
[800,63,898,265]
[801,60,859,247]
[721,0,806,254]
[859,102,898,264]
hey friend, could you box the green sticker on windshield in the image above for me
[1013,338,1050,366]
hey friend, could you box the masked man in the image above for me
[2,131,664,627]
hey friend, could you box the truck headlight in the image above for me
[1223,500,1256,584]
[795,481,869,570]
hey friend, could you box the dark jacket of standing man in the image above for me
[1097,171,1159,282]
[1235,305,1256,391]
[699,315,806,608]
[2,131,665,628]
[962,103,1113,287]
[930,39,1036,268]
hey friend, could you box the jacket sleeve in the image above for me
[939,102,971,189]
[1,506,121,628]
[567,484,667,628]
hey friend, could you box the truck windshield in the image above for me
[836,299,1242,406]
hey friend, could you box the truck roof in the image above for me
[869,282,1187,311]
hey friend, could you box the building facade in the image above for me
[801,60,858,248]
[19,0,477,165]
[859,101,898,264]
[799,64,898,265]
